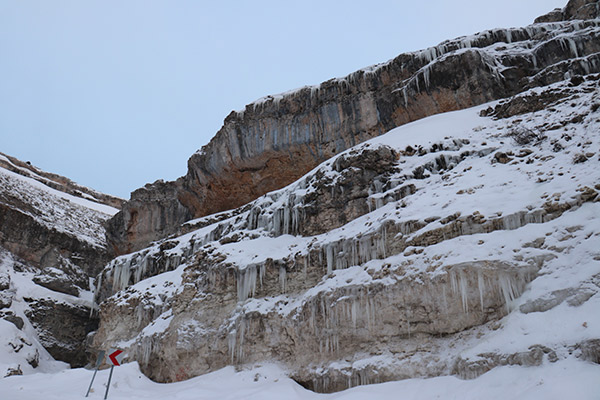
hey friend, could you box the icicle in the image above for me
[450,269,469,313]
[498,273,520,313]
[259,264,265,289]
[477,270,485,312]
[279,266,287,293]
[236,266,258,301]
[326,245,334,275]
[228,328,237,363]
[566,37,579,58]
[459,271,469,313]
[112,258,132,292]
[351,298,358,328]
[283,203,291,235]
[423,66,431,90]
[581,58,591,75]
[303,254,309,279]
[237,320,246,362]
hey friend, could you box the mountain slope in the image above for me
[0,155,120,374]
[92,74,600,389]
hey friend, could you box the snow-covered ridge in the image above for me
[227,19,600,118]
[0,152,123,210]
[0,161,118,248]
[0,155,119,374]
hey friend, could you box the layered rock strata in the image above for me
[93,74,600,390]
[107,2,600,254]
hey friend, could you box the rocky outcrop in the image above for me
[536,0,600,22]
[0,202,111,279]
[0,154,118,277]
[98,259,538,386]
[0,155,118,369]
[24,298,98,367]
[107,7,600,255]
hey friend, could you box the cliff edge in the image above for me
[107,0,600,256]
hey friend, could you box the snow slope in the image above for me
[0,249,72,377]
[0,162,118,248]
[0,359,598,400]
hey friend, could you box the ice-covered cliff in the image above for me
[92,71,600,390]
[107,1,600,255]
[3,0,600,395]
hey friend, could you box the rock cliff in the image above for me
[4,0,600,392]
[93,69,600,390]
[0,154,120,373]
[107,1,600,255]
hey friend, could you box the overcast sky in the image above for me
[0,0,566,199]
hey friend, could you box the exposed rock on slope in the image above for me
[93,73,600,390]
[107,3,600,255]
[0,154,119,276]
[536,0,600,22]
[0,155,120,372]
[0,152,123,210]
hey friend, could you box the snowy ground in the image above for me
[0,358,599,400]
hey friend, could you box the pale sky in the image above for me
[0,0,566,199]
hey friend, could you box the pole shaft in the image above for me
[104,365,115,400]
[85,368,98,397]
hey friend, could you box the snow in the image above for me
[0,358,598,400]
[0,163,117,216]
[0,249,71,376]
[0,164,117,248]
[3,13,600,398]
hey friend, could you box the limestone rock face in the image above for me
[107,14,600,255]
[93,73,600,391]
